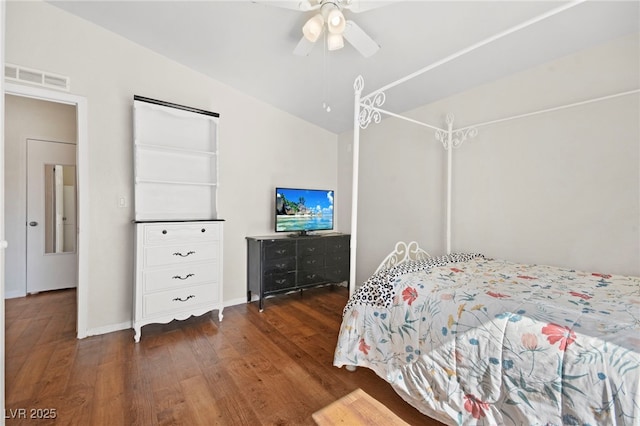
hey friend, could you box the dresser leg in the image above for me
[218,309,224,322]
[134,326,141,343]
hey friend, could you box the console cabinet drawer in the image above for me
[299,254,324,271]
[326,236,349,252]
[298,239,326,256]
[264,272,296,291]
[326,252,349,266]
[264,256,296,275]
[264,240,295,260]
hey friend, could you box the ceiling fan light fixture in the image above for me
[302,13,324,42]
[326,8,346,34]
[327,33,344,51]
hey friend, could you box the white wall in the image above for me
[1,0,7,420]
[340,33,640,285]
[5,1,338,333]
[4,95,77,298]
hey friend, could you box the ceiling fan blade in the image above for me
[293,36,316,56]
[342,0,396,13]
[343,20,380,57]
[252,0,319,12]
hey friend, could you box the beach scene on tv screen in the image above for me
[276,189,333,231]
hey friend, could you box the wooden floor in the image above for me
[5,286,445,425]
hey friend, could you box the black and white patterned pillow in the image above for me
[344,252,484,314]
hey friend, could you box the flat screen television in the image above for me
[275,187,334,235]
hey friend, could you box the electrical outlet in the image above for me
[118,196,127,208]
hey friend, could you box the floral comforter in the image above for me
[334,254,640,425]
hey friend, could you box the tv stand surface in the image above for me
[246,233,350,311]
[287,231,317,237]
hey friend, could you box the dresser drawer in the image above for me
[298,269,326,286]
[326,251,349,266]
[264,272,296,291]
[144,222,221,245]
[326,236,349,252]
[298,254,324,271]
[144,242,218,267]
[298,238,326,256]
[143,262,219,293]
[143,283,218,317]
[263,240,295,260]
[264,256,296,275]
[325,264,349,283]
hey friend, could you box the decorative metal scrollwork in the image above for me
[354,75,385,129]
[359,91,386,129]
[374,241,431,274]
[451,127,478,148]
[354,75,364,95]
[173,295,195,302]
[435,128,448,148]
[435,114,478,149]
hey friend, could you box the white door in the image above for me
[26,139,77,293]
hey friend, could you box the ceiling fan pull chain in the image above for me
[323,31,331,113]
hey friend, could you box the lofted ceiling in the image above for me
[48,0,640,134]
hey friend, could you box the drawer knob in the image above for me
[162,230,167,235]
[173,251,195,257]
[173,295,195,302]
[201,228,206,233]
[172,273,195,280]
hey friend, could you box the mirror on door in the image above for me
[43,164,76,254]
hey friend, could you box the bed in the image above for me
[337,2,639,424]
[334,242,640,425]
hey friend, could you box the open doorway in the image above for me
[5,97,77,297]
[4,83,88,338]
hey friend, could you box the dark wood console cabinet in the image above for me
[246,233,350,311]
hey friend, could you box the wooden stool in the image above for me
[312,388,410,425]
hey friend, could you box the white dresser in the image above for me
[133,221,223,342]
[132,96,223,342]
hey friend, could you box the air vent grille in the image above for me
[4,63,70,91]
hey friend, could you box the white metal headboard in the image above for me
[374,241,430,274]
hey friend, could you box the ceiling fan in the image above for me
[259,0,389,57]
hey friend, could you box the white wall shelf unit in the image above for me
[133,95,220,222]
[132,95,223,342]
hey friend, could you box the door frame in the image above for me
[5,82,89,339]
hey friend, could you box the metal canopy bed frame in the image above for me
[336,1,640,424]
[347,0,639,292]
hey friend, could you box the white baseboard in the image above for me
[83,321,132,338]
[225,295,257,305]
[4,289,26,299]
[79,299,248,339]
[80,291,329,339]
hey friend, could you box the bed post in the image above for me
[445,116,453,255]
[349,76,364,297]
